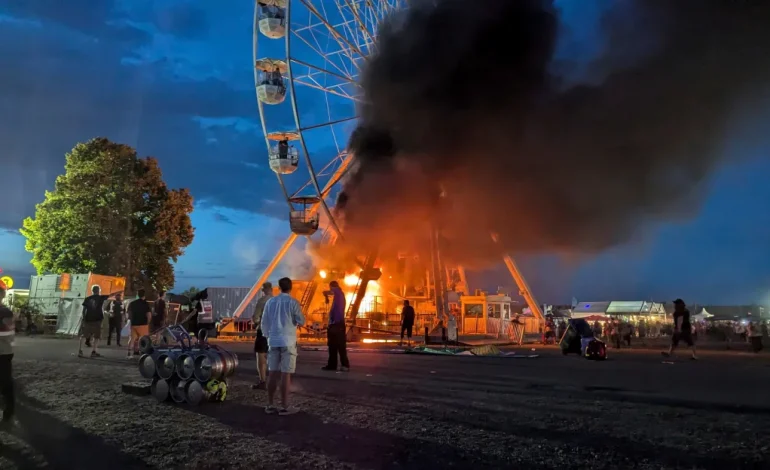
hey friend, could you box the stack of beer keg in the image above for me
[137,327,238,406]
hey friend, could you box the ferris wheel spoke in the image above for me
[292,77,360,102]
[299,115,358,133]
[290,30,358,80]
[290,153,347,196]
[336,0,377,56]
[298,0,369,63]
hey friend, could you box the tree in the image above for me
[21,138,194,293]
[180,286,201,299]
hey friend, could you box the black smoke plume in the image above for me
[337,0,770,267]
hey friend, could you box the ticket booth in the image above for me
[461,295,487,334]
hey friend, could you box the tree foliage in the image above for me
[21,138,194,292]
[179,286,201,299]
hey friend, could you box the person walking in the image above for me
[662,299,697,360]
[152,290,167,336]
[127,290,152,358]
[400,300,415,347]
[321,280,350,372]
[79,285,117,358]
[252,282,273,390]
[260,277,305,415]
[0,280,16,427]
[106,293,124,347]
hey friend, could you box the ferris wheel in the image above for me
[231,0,408,318]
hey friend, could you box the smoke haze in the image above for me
[336,0,770,267]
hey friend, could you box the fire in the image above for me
[342,273,381,315]
[319,269,327,279]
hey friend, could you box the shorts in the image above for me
[267,345,297,374]
[82,321,102,340]
[400,324,413,338]
[672,330,694,347]
[131,325,150,342]
[254,329,269,354]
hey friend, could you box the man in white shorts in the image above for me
[260,277,305,415]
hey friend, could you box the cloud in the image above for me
[212,212,236,225]
[0,1,286,230]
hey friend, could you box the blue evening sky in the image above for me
[0,1,768,305]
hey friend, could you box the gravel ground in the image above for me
[1,338,770,469]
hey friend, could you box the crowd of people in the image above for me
[77,286,168,359]
[544,298,768,358]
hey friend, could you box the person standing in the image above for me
[106,293,124,347]
[0,280,16,427]
[152,290,167,334]
[662,299,697,360]
[252,282,273,390]
[321,280,350,372]
[260,277,305,415]
[127,290,152,358]
[79,285,115,358]
[748,321,763,353]
[400,300,416,347]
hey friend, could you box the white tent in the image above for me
[692,309,714,322]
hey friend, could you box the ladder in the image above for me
[300,280,318,314]
[346,251,377,320]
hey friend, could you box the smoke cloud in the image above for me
[336,0,770,268]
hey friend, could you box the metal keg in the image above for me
[151,377,169,402]
[193,350,222,382]
[169,378,187,403]
[175,351,197,380]
[184,380,206,406]
[138,335,154,354]
[156,350,181,379]
[138,354,157,379]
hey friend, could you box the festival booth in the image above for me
[459,293,513,336]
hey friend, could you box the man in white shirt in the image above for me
[260,277,305,415]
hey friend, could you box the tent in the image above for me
[692,309,714,322]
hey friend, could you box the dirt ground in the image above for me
[1,337,770,469]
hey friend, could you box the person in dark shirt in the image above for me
[321,281,350,372]
[400,300,416,346]
[662,298,697,360]
[127,290,151,358]
[79,285,120,358]
[152,290,167,333]
[106,293,125,347]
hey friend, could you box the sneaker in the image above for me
[78,350,84,358]
[340,366,350,372]
[127,352,134,359]
[278,406,299,416]
[264,405,279,415]
[252,382,267,390]
[661,351,670,358]
[690,355,698,361]
[321,366,336,371]
[91,351,102,358]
